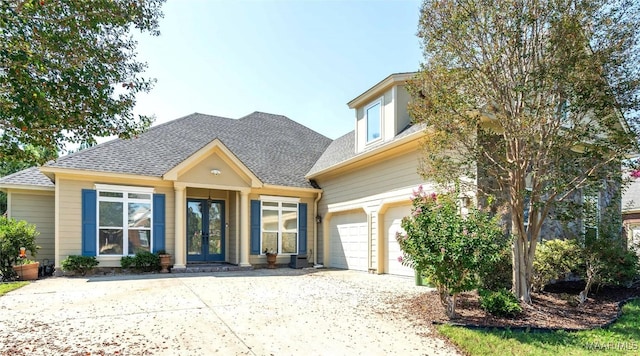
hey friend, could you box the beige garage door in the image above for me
[329,212,368,271]
[385,206,415,277]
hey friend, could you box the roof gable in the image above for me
[164,139,261,188]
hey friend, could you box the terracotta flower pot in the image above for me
[266,253,277,269]
[159,254,171,273]
[13,262,39,281]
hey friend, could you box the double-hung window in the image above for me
[96,184,154,256]
[365,99,382,143]
[261,198,299,255]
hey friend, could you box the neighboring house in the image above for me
[0,73,429,276]
[623,179,640,251]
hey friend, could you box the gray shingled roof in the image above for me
[307,131,355,176]
[1,112,332,189]
[0,113,425,189]
[307,123,424,176]
[0,167,54,188]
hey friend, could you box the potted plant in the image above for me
[157,250,171,273]
[13,258,39,281]
[0,217,40,281]
[264,248,277,269]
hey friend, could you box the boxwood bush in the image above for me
[479,288,522,317]
[121,251,160,272]
[61,255,99,276]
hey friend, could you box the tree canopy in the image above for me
[408,0,640,302]
[0,0,165,165]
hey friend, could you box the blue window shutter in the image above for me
[250,200,261,255]
[152,194,166,253]
[298,203,307,255]
[81,189,97,256]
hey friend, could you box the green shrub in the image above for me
[120,255,134,269]
[121,251,160,272]
[134,251,160,271]
[61,255,99,276]
[479,288,522,317]
[580,232,639,301]
[583,235,639,287]
[0,217,40,281]
[532,239,582,291]
[479,239,513,291]
[397,186,505,318]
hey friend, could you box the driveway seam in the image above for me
[177,276,258,356]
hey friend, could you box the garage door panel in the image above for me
[329,212,368,271]
[386,206,414,277]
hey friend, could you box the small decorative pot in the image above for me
[266,253,277,269]
[159,254,171,273]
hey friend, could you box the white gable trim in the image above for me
[162,138,262,188]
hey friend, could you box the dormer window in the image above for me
[366,99,382,143]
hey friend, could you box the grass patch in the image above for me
[0,281,29,296]
[438,299,640,355]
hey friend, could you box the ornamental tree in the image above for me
[407,0,640,303]
[0,0,165,165]
[0,216,39,281]
[397,186,505,318]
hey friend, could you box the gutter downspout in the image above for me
[314,191,322,265]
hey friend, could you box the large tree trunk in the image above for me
[438,287,458,319]
[512,218,532,303]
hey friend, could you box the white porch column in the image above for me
[322,212,333,267]
[174,184,186,269]
[239,189,251,267]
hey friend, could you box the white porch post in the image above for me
[239,189,251,267]
[174,184,186,269]
[322,212,333,267]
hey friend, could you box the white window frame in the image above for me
[365,98,383,144]
[259,195,300,255]
[95,184,154,256]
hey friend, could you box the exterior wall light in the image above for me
[211,169,221,176]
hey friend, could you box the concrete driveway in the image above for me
[0,269,458,355]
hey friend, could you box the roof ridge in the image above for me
[52,113,239,165]
[239,111,332,141]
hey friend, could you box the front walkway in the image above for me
[0,269,458,355]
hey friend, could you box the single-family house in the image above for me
[0,72,622,276]
[0,73,432,277]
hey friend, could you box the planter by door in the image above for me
[266,253,277,269]
[13,262,39,281]
[159,254,171,273]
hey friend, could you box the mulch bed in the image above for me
[403,281,640,330]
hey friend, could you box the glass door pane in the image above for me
[208,202,222,255]
[187,201,203,260]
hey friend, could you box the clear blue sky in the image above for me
[130,0,424,140]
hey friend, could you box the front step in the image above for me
[172,264,253,273]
